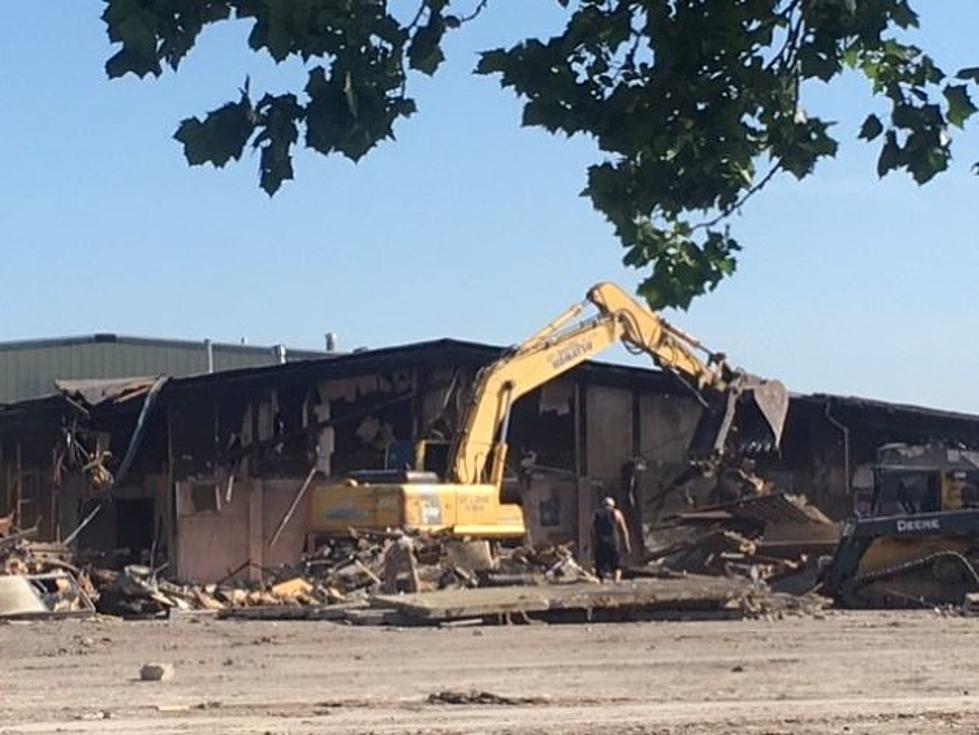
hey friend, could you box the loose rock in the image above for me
[139,663,174,682]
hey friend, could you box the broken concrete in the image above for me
[370,576,764,624]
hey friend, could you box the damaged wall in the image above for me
[172,478,311,583]
[169,367,434,581]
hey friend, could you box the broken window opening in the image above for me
[189,482,219,514]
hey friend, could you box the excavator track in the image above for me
[840,550,979,609]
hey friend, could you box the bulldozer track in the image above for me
[845,550,979,608]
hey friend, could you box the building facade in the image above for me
[3,338,979,582]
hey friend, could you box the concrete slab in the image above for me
[370,576,753,622]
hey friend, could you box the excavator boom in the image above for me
[450,282,788,486]
[589,283,787,461]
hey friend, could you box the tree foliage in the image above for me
[103,0,979,309]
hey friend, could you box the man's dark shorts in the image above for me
[594,540,621,579]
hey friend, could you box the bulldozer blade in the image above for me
[736,377,789,450]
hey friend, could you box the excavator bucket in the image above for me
[736,376,789,451]
[689,375,789,459]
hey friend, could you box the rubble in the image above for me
[639,492,839,593]
[269,577,315,602]
[738,589,832,620]
[0,522,603,621]
[0,525,96,618]
[0,494,832,624]
[427,690,543,706]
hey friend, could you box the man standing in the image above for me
[592,496,631,582]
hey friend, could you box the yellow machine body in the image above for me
[310,480,526,538]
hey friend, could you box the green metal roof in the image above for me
[0,334,328,402]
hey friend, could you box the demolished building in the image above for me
[3,337,979,583]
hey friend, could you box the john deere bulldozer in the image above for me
[822,443,979,608]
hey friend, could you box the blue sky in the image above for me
[2,3,978,411]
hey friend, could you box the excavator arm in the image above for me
[448,282,788,486]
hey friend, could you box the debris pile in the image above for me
[0,528,96,618]
[285,534,597,602]
[737,588,832,620]
[2,499,832,624]
[639,492,839,594]
[490,543,599,586]
[1,525,599,620]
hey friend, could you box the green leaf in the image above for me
[475,49,508,75]
[891,2,919,29]
[101,0,162,78]
[858,114,884,141]
[254,93,302,195]
[956,67,979,82]
[259,144,293,195]
[877,131,901,178]
[408,16,446,75]
[174,95,255,168]
[944,84,977,128]
[105,48,161,78]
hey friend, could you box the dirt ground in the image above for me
[3,610,979,734]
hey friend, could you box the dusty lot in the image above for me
[2,610,979,734]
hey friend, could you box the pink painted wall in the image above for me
[174,479,310,583]
[262,478,311,569]
[174,480,251,583]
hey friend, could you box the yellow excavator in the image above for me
[310,282,788,538]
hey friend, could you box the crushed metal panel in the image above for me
[673,492,834,527]
[55,376,158,407]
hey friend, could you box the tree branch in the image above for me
[765,0,804,73]
[690,164,782,233]
[459,0,490,24]
[407,1,428,31]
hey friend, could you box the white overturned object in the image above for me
[0,575,47,617]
